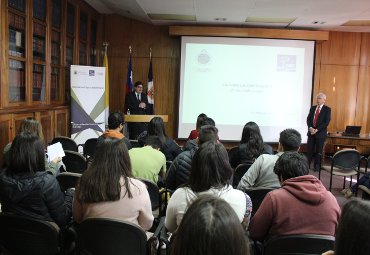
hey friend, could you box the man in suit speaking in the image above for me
[306,92,331,171]
[126,81,149,139]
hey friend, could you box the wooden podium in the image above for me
[124,115,168,123]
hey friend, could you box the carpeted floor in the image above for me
[310,167,365,208]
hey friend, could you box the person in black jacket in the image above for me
[306,92,331,171]
[229,122,272,169]
[165,125,219,190]
[138,117,182,161]
[125,81,149,139]
[0,133,72,227]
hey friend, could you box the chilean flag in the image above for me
[125,49,133,96]
[147,54,154,114]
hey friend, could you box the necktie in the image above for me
[137,94,140,102]
[313,106,321,127]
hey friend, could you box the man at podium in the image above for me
[126,81,149,139]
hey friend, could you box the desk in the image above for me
[325,133,370,156]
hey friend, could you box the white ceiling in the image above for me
[85,0,370,32]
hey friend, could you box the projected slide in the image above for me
[178,37,315,142]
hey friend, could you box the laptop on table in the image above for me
[342,126,361,137]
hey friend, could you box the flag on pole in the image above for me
[103,46,109,124]
[147,49,154,114]
[125,46,133,96]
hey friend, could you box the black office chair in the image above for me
[359,156,370,174]
[246,188,274,218]
[263,234,335,255]
[51,136,79,152]
[139,178,160,211]
[57,172,81,191]
[232,163,253,188]
[228,146,239,168]
[139,178,172,217]
[62,150,87,174]
[320,149,362,192]
[82,138,97,160]
[76,218,159,255]
[0,213,60,255]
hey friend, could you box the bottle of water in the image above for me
[127,109,130,115]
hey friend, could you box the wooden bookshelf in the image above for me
[0,0,101,167]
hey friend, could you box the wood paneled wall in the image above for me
[102,15,180,137]
[316,32,370,134]
[103,16,370,138]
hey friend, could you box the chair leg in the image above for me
[343,177,346,189]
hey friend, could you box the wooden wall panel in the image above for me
[103,15,180,137]
[356,67,370,134]
[319,65,359,132]
[37,111,54,145]
[321,32,361,65]
[0,114,12,168]
[360,33,370,66]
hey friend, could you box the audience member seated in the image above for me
[165,141,252,233]
[186,113,207,141]
[138,117,182,161]
[229,122,272,168]
[96,112,132,150]
[170,195,250,255]
[237,128,302,192]
[341,172,370,198]
[0,133,72,227]
[249,151,340,241]
[129,136,166,184]
[322,199,370,255]
[3,118,62,175]
[165,125,218,190]
[183,117,216,152]
[73,138,153,231]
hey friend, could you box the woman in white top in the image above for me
[165,141,252,233]
[73,138,153,231]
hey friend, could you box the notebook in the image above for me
[342,126,361,137]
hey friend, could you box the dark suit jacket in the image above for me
[306,104,331,138]
[125,92,149,115]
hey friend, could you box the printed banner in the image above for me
[70,65,105,145]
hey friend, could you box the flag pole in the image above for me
[103,42,109,126]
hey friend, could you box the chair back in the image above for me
[83,138,97,159]
[51,136,78,152]
[56,172,81,191]
[62,150,87,173]
[332,149,361,170]
[233,163,253,188]
[263,234,335,255]
[139,178,160,210]
[246,188,274,217]
[0,213,60,255]
[76,218,147,255]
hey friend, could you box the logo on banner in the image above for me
[89,70,95,76]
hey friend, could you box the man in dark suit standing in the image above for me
[126,81,149,139]
[306,92,331,171]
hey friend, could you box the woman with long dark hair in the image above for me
[171,195,250,255]
[229,121,272,168]
[73,138,153,230]
[165,141,252,233]
[0,133,72,227]
[138,117,182,161]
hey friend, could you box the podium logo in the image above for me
[89,70,95,76]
